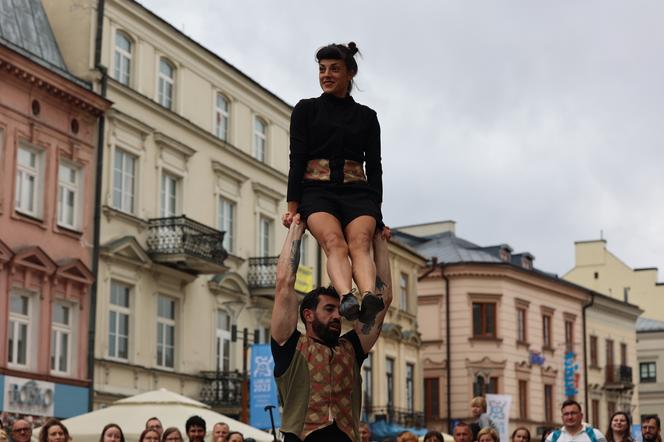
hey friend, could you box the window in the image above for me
[113,148,136,214]
[472,303,496,338]
[51,303,72,374]
[160,173,179,217]
[15,145,43,217]
[473,375,498,397]
[565,319,574,351]
[592,399,600,428]
[157,295,176,368]
[518,380,528,419]
[259,216,272,257]
[590,336,598,366]
[158,58,175,109]
[620,342,627,366]
[606,339,614,367]
[400,273,409,311]
[216,310,232,371]
[57,162,81,229]
[406,363,415,412]
[363,353,373,409]
[544,384,553,422]
[253,117,267,162]
[542,314,552,348]
[386,357,395,408]
[424,378,440,420]
[516,307,527,342]
[640,362,656,383]
[114,31,132,85]
[8,293,31,367]
[607,401,616,419]
[108,281,130,360]
[218,197,236,253]
[215,94,229,141]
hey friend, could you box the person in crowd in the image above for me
[10,419,32,442]
[283,41,387,329]
[213,423,230,442]
[642,415,661,442]
[100,423,125,442]
[359,422,376,442]
[605,411,633,442]
[271,216,393,442]
[185,416,206,442]
[454,422,472,442]
[396,432,418,442]
[478,428,500,442]
[139,429,161,442]
[39,419,70,442]
[471,396,499,434]
[0,429,8,442]
[512,427,531,442]
[424,430,445,442]
[145,418,163,437]
[226,433,243,442]
[162,428,184,442]
[545,400,606,442]
[541,429,554,442]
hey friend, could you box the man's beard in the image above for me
[643,436,659,442]
[312,316,341,346]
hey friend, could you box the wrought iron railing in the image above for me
[247,256,278,288]
[605,365,633,386]
[364,405,426,428]
[200,370,243,407]
[147,216,227,265]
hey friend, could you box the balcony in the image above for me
[200,370,243,416]
[605,365,633,390]
[147,216,228,274]
[364,405,426,428]
[247,256,278,295]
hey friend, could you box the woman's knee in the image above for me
[347,231,372,255]
[320,232,349,255]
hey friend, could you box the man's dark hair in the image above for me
[643,415,661,430]
[299,286,339,323]
[561,399,582,412]
[145,418,161,429]
[185,416,206,433]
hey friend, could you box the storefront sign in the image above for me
[249,344,281,430]
[4,376,54,416]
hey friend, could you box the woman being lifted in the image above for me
[283,42,386,329]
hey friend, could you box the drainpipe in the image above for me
[88,0,107,411]
[582,292,594,413]
[442,262,452,434]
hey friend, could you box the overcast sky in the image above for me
[140,0,664,277]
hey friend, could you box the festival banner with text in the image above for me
[250,344,282,430]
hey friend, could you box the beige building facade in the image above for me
[564,239,664,321]
[636,317,664,417]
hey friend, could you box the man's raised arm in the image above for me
[356,232,392,354]
[271,215,306,346]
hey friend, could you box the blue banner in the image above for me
[250,344,281,430]
[564,351,579,398]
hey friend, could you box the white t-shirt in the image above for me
[545,424,607,442]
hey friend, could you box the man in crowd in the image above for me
[146,418,163,437]
[10,420,32,442]
[546,400,606,442]
[453,422,472,442]
[271,217,392,442]
[359,422,376,442]
[643,415,661,442]
[213,422,230,442]
[185,416,206,442]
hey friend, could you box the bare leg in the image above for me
[307,212,353,294]
[345,215,377,294]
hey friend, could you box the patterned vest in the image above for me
[275,332,363,441]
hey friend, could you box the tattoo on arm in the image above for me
[375,276,386,291]
[289,239,301,273]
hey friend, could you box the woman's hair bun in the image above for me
[347,42,359,55]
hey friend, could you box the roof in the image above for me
[392,230,501,264]
[637,317,664,332]
[0,0,89,88]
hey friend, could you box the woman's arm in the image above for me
[286,99,310,205]
[365,110,383,204]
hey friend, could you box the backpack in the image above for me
[551,427,598,442]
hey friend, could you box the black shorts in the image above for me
[298,183,383,229]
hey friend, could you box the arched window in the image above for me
[114,31,132,85]
[158,58,175,110]
[215,94,229,141]
[253,116,267,162]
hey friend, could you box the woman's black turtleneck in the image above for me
[287,93,382,204]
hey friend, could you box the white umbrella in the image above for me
[39,388,273,442]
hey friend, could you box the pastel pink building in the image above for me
[0,0,109,421]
